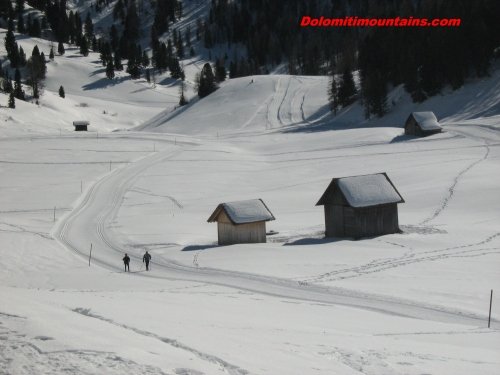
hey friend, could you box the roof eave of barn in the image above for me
[315,178,338,206]
[207,199,276,224]
[316,173,405,207]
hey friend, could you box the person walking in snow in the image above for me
[143,251,152,271]
[123,253,130,272]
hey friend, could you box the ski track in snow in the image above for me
[72,308,251,375]
[420,124,498,224]
[303,230,500,284]
[420,144,490,225]
[51,136,492,327]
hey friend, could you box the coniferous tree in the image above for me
[169,57,183,79]
[337,68,357,107]
[17,12,25,33]
[13,68,25,100]
[26,46,46,98]
[100,42,112,66]
[126,47,141,78]
[58,85,65,98]
[328,75,339,115]
[110,25,119,51]
[179,80,188,106]
[123,1,139,41]
[18,46,27,67]
[106,60,115,79]
[79,36,89,56]
[4,26,19,67]
[58,41,65,55]
[84,12,94,40]
[214,58,226,83]
[142,51,150,67]
[8,92,15,108]
[49,46,54,60]
[196,63,217,98]
[114,52,123,70]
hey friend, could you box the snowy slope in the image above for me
[0,29,183,136]
[139,69,500,136]
[1,26,500,374]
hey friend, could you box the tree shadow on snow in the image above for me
[182,244,219,252]
[390,134,413,143]
[283,237,344,246]
[158,76,180,87]
[82,76,130,90]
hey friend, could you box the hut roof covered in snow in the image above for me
[409,112,442,131]
[316,173,404,208]
[207,199,275,224]
[73,121,90,126]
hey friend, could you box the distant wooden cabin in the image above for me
[207,199,275,245]
[73,121,89,131]
[316,173,404,239]
[404,112,442,136]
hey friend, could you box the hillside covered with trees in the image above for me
[1,0,499,118]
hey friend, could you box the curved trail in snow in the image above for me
[52,138,490,328]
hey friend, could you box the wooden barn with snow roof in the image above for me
[73,121,89,131]
[316,173,404,239]
[208,199,275,245]
[404,112,442,136]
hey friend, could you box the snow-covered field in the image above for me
[1,25,500,373]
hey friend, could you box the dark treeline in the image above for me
[3,0,499,114]
[203,0,500,117]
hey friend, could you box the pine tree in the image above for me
[337,68,357,107]
[84,12,94,40]
[126,47,140,78]
[124,1,139,41]
[110,25,119,52]
[169,57,184,79]
[49,46,55,60]
[142,51,150,67]
[179,80,188,106]
[114,52,123,70]
[79,37,89,56]
[13,68,24,100]
[58,41,65,55]
[106,60,115,79]
[18,46,26,67]
[214,59,226,82]
[328,75,339,114]
[4,27,19,67]
[26,46,47,99]
[17,13,25,33]
[9,92,15,108]
[100,42,112,66]
[196,63,217,98]
[59,85,65,98]
[113,0,125,22]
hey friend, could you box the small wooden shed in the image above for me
[207,199,275,245]
[316,173,404,239]
[404,112,442,136]
[73,121,89,131]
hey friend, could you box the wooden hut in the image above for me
[404,112,442,136]
[73,121,89,131]
[207,199,275,245]
[316,173,404,239]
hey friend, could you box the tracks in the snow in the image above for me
[52,138,491,327]
[72,308,251,375]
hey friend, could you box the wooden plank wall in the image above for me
[217,222,266,245]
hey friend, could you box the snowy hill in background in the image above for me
[138,68,500,136]
[1,15,500,375]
